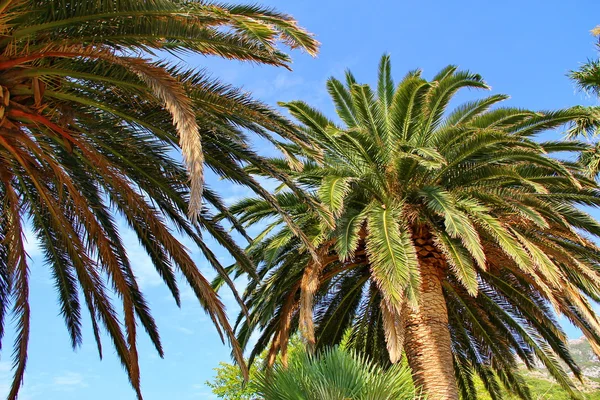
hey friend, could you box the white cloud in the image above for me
[273,73,304,90]
[53,372,87,388]
[0,363,40,400]
[0,362,18,399]
[245,72,304,101]
[176,326,194,335]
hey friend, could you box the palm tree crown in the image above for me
[570,25,600,177]
[0,0,318,398]
[230,55,600,399]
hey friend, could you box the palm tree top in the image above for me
[0,1,319,398]
[230,54,600,399]
[0,0,319,219]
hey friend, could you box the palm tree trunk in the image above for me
[404,238,458,399]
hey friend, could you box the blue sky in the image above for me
[4,0,600,399]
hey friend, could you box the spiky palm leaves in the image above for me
[230,55,600,399]
[569,26,600,177]
[0,0,318,398]
[255,346,420,400]
[572,25,600,99]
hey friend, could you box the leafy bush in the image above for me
[255,346,420,400]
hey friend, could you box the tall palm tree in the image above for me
[572,26,600,96]
[228,55,600,399]
[0,0,318,398]
[569,26,600,178]
[255,346,420,400]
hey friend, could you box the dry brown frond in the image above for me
[267,285,299,368]
[299,245,332,352]
[117,58,204,220]
[3,181,30,400]
[381,299,406,364]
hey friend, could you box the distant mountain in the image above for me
[475,338,600,399]
[520,337,600,397]
[569,337,600,381]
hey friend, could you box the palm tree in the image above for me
[0,0,318,398]
[229,55,600,399]
[571,26,600,97]
[569,26,600,181]
[255,346,420,400]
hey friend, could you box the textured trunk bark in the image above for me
[404,232,458,400]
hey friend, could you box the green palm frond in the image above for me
[319,175,353,217]
[366,203,419,309]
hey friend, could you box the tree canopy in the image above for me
[0,0,317,398]
[227,55,600,399]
